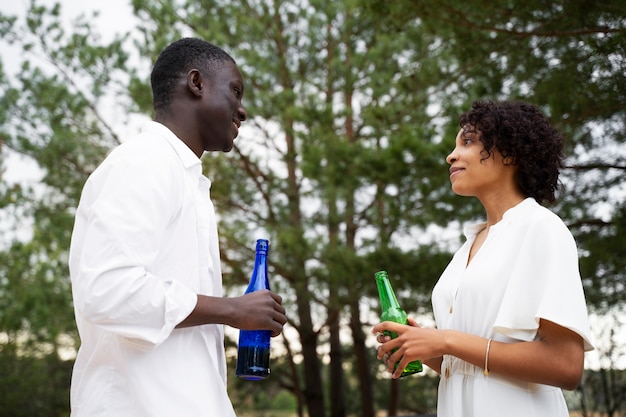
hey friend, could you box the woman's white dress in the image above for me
[432,198,594,417]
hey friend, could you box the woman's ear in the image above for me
[503,155,516,165]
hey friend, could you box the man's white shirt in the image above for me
[69,121,235,417]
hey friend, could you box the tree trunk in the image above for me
[329,308,346,417]
[282,332,306,417]
[389,378,399,416]
[350,298,375,417]
[296,286,326,417]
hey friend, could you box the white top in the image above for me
[432,198,593,417]
[68,121,235,417]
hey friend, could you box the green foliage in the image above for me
[578,203,626,311]
[227,347,300,414]
[0,0,129,345]
[0,1,131,412]
[359,0,626,304]
[1,0,624,416]
[573,368,626,416]
[0,345,72,417]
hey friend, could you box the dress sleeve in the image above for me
[493,214,594,351]
[70,144,197,349]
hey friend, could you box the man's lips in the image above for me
[233,121,240,137]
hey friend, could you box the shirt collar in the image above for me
[462,197,536,238]
[141,121,203,172]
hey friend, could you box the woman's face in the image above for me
[445,127,516,198]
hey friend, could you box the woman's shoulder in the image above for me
[501,198,574,245]
[512,198,566,226]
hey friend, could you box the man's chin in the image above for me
[206,140,234,153]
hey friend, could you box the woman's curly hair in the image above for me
[459,101,565,204]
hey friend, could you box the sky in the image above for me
[2,0,136,45]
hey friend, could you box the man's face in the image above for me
[198,61,247,153]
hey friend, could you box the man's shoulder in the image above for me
[106,129,179,166]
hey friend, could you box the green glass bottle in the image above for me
[375,270,423,377]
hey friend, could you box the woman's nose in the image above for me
[446,150,457,165]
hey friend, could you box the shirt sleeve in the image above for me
[70,144,198,349]
[493,212,594,351]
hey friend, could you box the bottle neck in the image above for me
[248,249,269,292]
[375,273,401,311]
[252,239,268,281]
[254,252,267,276]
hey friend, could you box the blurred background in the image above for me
[0,1,624,416]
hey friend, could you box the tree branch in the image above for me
[564,163,626,171]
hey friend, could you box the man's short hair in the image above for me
[151,38,235,111]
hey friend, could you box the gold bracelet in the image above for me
[483,338,492,376]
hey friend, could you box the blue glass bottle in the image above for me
[236,239,271,380]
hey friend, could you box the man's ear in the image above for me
[186,69,204,97]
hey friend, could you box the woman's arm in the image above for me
[422,357,443,374]
[373,318,584,389]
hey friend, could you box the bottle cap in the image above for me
[256,239,269,253]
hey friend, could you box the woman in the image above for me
[373,101,593,417]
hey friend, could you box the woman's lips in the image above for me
[449,166,463,179]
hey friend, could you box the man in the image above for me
[68,38,287,417]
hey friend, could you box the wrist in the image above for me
[441,329,456,357]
